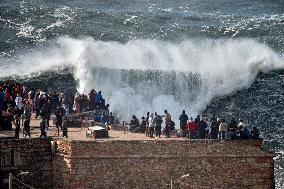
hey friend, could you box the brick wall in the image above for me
[53,139,274,189]
[0,138,53,189]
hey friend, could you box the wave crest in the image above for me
[0,37,283,121]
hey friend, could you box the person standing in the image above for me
[210,115,219,139]
[55,105,66,130]
[179,110,188,138]
[197,116,207,139]
[34,93,40,119]
[228,119,238,139]
[73,93,81,113]
[14,106,22,130]
[23,100,32,119]
[95,91,103,108]
[88,89,96,111]
[28,88,35,112]
[164,110,171,138]
[21,99,32,138]
[205,117,211,139]
[250,126,259,139]
[187,117,197,139]
[219,119,228,140]
[154,112,163,138]
[45,100,52,129]
[148,113,155,138]
[15,93,23,110]
[145,112,150,137]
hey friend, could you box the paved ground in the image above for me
[0,113,186,141]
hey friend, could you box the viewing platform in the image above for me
[0,113,275,189]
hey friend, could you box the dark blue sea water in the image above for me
[0,0,284,187]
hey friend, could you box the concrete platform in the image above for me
[0,113,185,141]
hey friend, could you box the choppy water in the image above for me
[0,0,284,187]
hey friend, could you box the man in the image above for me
[23,100,32,119]
[197,116,207,139]
[23,112,31,138]
[154,112,163,138]
[88,89,96,111]
[129,115,139,132]
[210,115,219,139]
[179,110,188,138]
[55,105,66,130]
[40,100,49,124]
[219,119,228,140]
[46,100,52,129]
[145,112,150,137]
[164,110,171,138]
[14,106,22,130]
[22,100,32,131]
[228,119,238,139]
[140,117,146,134]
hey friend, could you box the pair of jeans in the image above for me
[219,131,226,139]
[149,127,154,138]
[155,125,161,137]
[165,124,170,137]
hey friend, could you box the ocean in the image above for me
[0,0,283,187]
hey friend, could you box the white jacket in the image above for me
[148,116,154,128]
[15,96,23,109]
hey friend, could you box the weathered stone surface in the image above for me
[0,138,274,189]
[53,139,274,189]
[0,138,53,189]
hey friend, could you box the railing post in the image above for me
[80,117,83,130]
[123,121,126,134]
[9,173,13,189]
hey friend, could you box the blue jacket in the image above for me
[95,91,102,103]
[0,91,4,110]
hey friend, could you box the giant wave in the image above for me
[0,37,283,121]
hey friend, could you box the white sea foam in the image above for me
[0,37,283,122]
[0,4,76,42]
[123,16,138,24]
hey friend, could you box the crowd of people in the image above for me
[0,81,111,138]
[1,81,260,140]
[0,81,68,138]
[129,110,260,140]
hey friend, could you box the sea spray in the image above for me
[0,37,283,122]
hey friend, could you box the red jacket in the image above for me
[187,121,197,132]
[4,90,11,102]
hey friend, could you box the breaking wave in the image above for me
[0,37,283,121]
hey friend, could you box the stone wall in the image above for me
[0,138,53,189]
[53,139,274,189]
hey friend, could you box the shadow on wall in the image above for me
[0,138,53,189]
